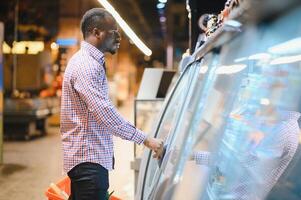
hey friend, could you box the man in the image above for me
[60,8,163,200]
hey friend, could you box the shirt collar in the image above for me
[81,41,105,65]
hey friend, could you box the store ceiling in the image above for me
[85,0,229,63]
[0,0,225,61]
[109,1,163,55]
[111,0,167,59]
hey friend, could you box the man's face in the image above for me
[101,18,121,54]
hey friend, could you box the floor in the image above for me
[0,100,137,200]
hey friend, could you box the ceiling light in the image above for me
[5,41,44,54]
[159,16,166,23]
[159,0,167,3]
[3,42,11,54]
[51,42,59,50]
[157,3,165,9]
[97,0,152,56]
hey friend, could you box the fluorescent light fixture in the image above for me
[159,0,167,3]
[97,0,152,56]
[215,64,247,74]
[270,54,301,65]
[268,37,301,55]
[3,41,44,54]
[157,3,165,9]
[3,42,11,54]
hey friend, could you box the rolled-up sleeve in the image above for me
[73,64,146,144]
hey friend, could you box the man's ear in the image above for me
[92,28,104,39]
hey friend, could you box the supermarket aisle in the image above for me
[0,126,64,200]
[0,99,137,200]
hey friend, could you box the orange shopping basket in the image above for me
[45,176,121,200]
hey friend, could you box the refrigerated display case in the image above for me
[132,68,177,191]
[136,0,301,199]
[136,7,243,199]
[135,57,205,199]
[134,68,177,159]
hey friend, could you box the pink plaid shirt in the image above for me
[61,41,146,172]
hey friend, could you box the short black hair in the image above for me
[80,8,113,38]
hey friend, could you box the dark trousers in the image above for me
[67,162,109,200]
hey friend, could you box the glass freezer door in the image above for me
[142,52,221,200]
[141,60,201,200]
[154,30,254,200]
[161,5,301,200]
[140,52,221,200]
[206,6,301,200]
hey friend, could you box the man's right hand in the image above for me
[143,136,164,159]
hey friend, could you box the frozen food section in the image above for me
[135,0,301,200]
